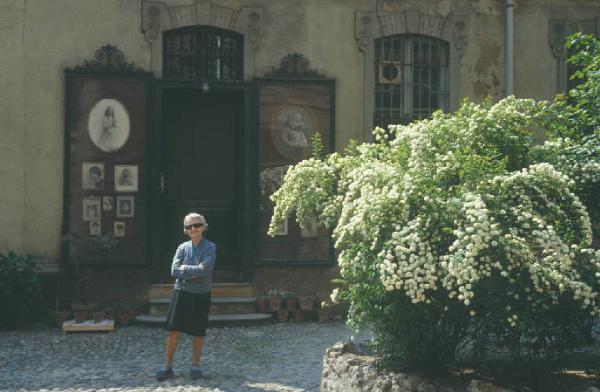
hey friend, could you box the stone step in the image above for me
[135,313,273,327]
[147,283,256,299]
[149,296,258,316]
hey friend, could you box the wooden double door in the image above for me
[156,83,257,280]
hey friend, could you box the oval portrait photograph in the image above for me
[270,105,316,162]
[88,98,130,153]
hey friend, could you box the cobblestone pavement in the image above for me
[0,321,352,392]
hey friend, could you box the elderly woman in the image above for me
[156,212,216,381]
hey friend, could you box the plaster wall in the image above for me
[0,0,151,267]
[0,0,26,254]
[514,0,600,100]
[1,0,600,269]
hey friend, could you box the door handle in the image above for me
[160,173,166,193]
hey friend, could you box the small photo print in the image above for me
[82,197,102,221]
[89,220,101,236]
[102,196,114,211]
[114,221,125,237]
[116,195,134,218]
[82,162,104,190]
[273,218,288,236]
[115,165,138,192]
[300,217,319,238]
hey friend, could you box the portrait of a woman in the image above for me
[88,98,130,153]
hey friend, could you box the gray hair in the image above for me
[182,212,208,234]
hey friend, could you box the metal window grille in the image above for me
[374,34,449,128]
[163,26,244,80]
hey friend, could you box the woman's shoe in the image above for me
[190,365,202,380]
[155,367,174,381]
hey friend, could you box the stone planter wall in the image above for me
[320,342,515,392]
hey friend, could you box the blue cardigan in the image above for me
[170,238,216,294]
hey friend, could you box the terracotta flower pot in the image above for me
[52,310,71,327]
[284,297,297,310]
[293,311,304,322]
[319,308,330,322]
[117,309,134,326]
[299,296,315,311]
[269,296,282,311]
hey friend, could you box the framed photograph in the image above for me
[82,162,104,190]
[102,196,114,211]
[89,220,101,236]
[273,218,288,236]
[88,98,130,153]
[116,195,135,218]
[115,165,138,192]
[114,221,125,237]
[300,217,319,238]
[82,197,101,221]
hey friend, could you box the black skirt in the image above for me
[165,289,212,337]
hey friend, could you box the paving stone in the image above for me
[0,321,351,392]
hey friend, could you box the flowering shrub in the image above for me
[269,97,600,370]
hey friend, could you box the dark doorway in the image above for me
[161,88,244,277]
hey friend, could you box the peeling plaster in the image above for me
[473,38,502,98]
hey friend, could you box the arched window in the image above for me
[374,34,449,128]
[163,26,244,80]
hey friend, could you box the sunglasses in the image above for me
[184,223,203,230]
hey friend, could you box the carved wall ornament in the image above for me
[453,18,468,58]
[549,19,568,60]
[144,4,161,40]
[247,11,264,50]
[168,4,197,29]
[264,53,326,78]
[73,45,147,74]
[435,0,451,18]
[355,11,375,52]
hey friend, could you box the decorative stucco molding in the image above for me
[355,10,460,52]
[355,11,375,53]
[263,53,326,79]
[72,44,149,74]
[141,0,264,78]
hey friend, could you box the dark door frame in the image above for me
[149,79,259,282]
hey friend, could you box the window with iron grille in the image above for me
[163,26,244,80]
[374,34,449,128]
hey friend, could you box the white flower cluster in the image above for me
[378,217,438,304]
[441,193,498,306]
[533,136,600,189]
[269,96,600,327]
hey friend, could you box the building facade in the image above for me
[1,0,599,305]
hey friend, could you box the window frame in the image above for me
[162,25,244,81]
[373,34,449,128]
